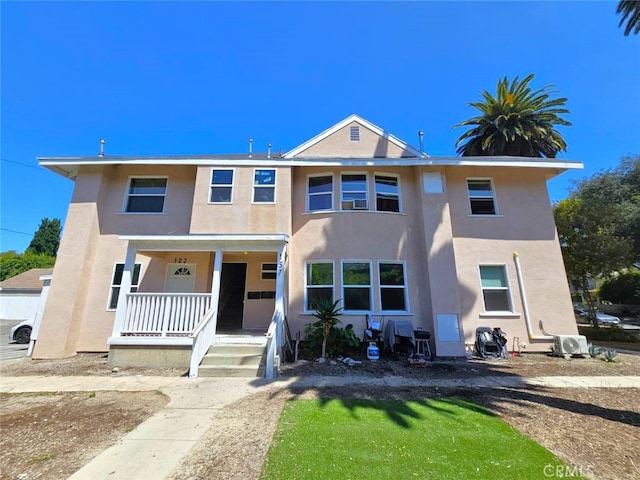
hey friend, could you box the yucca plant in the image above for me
[311,298,343,359]
[454,74,571,158]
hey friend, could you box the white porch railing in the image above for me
[188,305,218,378]
[121,293,212,336]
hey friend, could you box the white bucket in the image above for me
[367,342,380,361]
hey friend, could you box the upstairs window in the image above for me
[210,169,233,203]
[342,261,371,311]
[307,175,333,212]
[125,178,167,213]
[305,262,334,311]
[467,179,497,215]
[107,263,141,310]
[341,174,368,210]
[375,175,400,212]
[379,262,407,311]
[479,265,512,312]
[253,169,276,203]
[349,125,360,142]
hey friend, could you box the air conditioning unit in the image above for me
[353,199,368,210]
[553,335,589,357]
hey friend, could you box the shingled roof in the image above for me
[0,268,53,292]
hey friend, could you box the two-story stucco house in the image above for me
[33,114,582,377]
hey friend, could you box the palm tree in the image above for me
[454,74,571,158]
[617,0,640,36]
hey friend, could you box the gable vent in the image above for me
[349,125,360,142]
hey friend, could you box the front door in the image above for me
[217,263,247,331]
[165,263,197,293]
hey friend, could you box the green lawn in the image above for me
[262,397,575,480]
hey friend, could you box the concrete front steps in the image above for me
[197,334,268,378]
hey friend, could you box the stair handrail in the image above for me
[188,304,218,378]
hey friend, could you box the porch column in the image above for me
[111,245,137,337]
[210,248,223,317]
[275,243,287,346]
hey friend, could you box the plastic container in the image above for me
[367,342,380,361]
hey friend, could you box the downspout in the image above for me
[513,252,553,340]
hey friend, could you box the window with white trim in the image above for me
[375,174,400,213]
[305,262,334,311]
[379,262,407,311]
[479,265,511,312]
[467,178,497,215]
[342,261,371,311]
[349,126,360,142]
[253,169,276,203]
[261,263,277,280]
[124,178,167,213]
[107,263,142,310]
[341,174,368,210]
[210,169,233,203]
[307,174,333,212]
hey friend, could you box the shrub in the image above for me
[599,270,640,305]
[578,325,640,343]
[603,348,618,363]
[301,322,361,359]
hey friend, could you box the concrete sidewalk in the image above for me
[2,374,639,480]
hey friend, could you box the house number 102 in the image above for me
[174,257,187,263]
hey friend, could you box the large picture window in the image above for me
[467,179,497,215]
[341,174,368,210]
[210,169,233,203]
[342,261,371,311]
[308,175,333,212]
[379,262,407,311]
[107,263,142,310]
[124,178,167,213]
[253,169,276,203]
[479,265,511,312]
[305,262,334,311]
[375,175,400,212]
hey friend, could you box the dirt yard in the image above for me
[2,352,639,480]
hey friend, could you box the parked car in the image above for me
[573,307,621,326]
[9,319,33,344]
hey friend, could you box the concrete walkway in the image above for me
[2,374,639,480]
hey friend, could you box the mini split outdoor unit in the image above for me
[553,335,589,357]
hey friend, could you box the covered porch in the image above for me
[107,234,289,378]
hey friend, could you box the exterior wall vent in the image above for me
[350,125,360,142]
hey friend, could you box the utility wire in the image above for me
[0,228,34,237]
[1,158,43,170]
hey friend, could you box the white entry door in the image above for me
[165,263,197,293]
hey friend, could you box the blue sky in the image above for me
[1,1,639,253]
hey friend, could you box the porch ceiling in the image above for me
[119,233,289,252]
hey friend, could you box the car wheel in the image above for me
[14,326,32,344]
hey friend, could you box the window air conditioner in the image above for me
[353,199,368,210]
[553,335,589,358]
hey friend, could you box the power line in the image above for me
[0,228,34,237]
[0,158,43,170]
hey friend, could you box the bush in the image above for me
[578,325,640,343]
[301,323,361,359]
[599,271,640,304]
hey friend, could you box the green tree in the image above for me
[0,250,55,281]
[617,0,640,36]
[571,155,640,262]
[26,217,61,257]
[554,198,634,326]
[454,74,571,158]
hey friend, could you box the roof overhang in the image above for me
[39,155,583,180]
[119,234,289,252]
